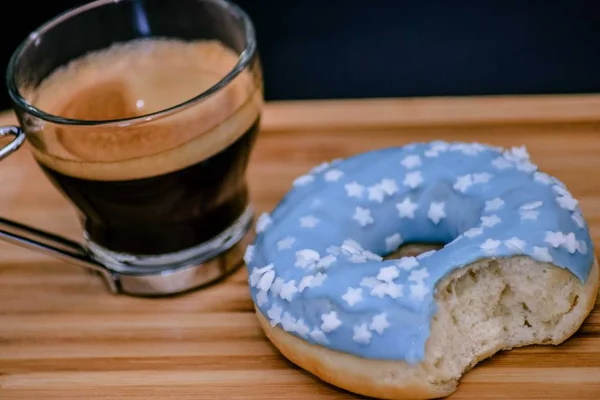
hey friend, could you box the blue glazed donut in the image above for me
[245,141,595,395]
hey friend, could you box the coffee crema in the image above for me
[27,38,262,255]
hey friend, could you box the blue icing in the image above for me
[245,141,594,363]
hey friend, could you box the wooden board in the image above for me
[1,94,599,399]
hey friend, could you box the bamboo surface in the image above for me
[1,94,600,399]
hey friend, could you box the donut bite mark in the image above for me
[246,141,598,400]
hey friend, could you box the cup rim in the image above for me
[6,0,257,127]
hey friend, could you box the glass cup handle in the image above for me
[0,125,118,293]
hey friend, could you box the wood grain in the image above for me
[1,95,600,399]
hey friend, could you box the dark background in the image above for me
[0,0,598,110]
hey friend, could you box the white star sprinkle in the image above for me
[403,171,424,189]
[294,319,310,337]
[380,178,399,195]
[556,195,578,211]
[485,198,505,212]
[408,268,429,285]
[377,265,400,282]
[353,323,372,344]
[360,276,380,288]
[545,231,565,248]
[342,287,363,307]
[369,313,390,335]
[317,255,337,268]
[256,212,272,233]
[572,213,585,229]
[516,161,537,173]
[368,185,386,203]
[311,162,330,173]
[463,227,484,238]
[249,264,274,287]
[321,311,342,332]
[324,169,344,182]
[293,174,314,186]
[279,280,298,301]
[431,141,450,152]
[508,145,529,160]
[427,202,446,224]
[270,277,284,296]
[353,206,374,227]
[562,232,578,254]
[267,304,283,326]
[453,174,473,193]
[578,240,588,255]
[481,214,501,228]
[244,245,254,264]
[385,233,403,251]
[492,157,512,170]
[309,328,328,344]
[257,269,276,291]
[256,290,269,307]
[520,210,539,221]
[396,198,419,219]
[409,282,429,301]
[480,238,501,255]
[553,185,570,196]
[277,236,295,250]
[473,172,493,184]
[401,154,422,169]
[520,201,543,210]
[533,172,552,185]
[533,246,553,262]
[281,312,296,332]
[371,282,403,299]
[345,181,365,198]
[397,256,419,270]
[295,249,320,269]
[300,215,320,228]
[312,272,328,287]
[424,150,439,158]
[504,237,526,252]
[297,275,314,292]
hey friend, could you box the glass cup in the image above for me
[0,0,263,296]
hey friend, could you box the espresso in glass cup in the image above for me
[0,0,263,296]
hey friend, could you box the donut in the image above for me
[244,141,599,399]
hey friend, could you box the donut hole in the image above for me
[383,242,444,260]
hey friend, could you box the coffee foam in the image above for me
[28,38,262,181]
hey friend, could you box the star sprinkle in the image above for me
[380,178,399,195]
[377,265,400,282]
[504,237,526,252]
[453,174,473,193]
[403,171,424,189]
[480,239,501,255]
[277,236,295,250]
[280,312,296,332]
[353,323,372,344]
[342,287,363,306]
[270,277,284,296]
[578,240,588,255]
[369,313,390,335]
[473,172,493,184]
[312,272,328,287]
[370,282,403,299]
[309,328,328,344]
[533,246,553,262]
[294,319,310,337]
[256,290,269,307]
[256,212,272,233]
[397,256,419,270]
[572,213,585,229]
[516,161,537,173]
[401,155,422,169]
[360,276,380,288]
[321,311,342,332]
[311,162,330,174]
[345,181,365,198]
[481,214,501,228]
[545,231,565,248]
[267,304,283,326]
[556,195,578,211]
[408,268,429,285]
[385,233,403,251]
[295,249,320,269]
[324,169,344,182]
[424,150,439,158]
[300,215,320,228]
[427,202,446,224]
[562,232,578,254]
[485,198,505,212]
[279,280,298,301]
[409,282,429,301]
[244,245,254,264]
[463,227,484,238]
[249,264,274,287]
[520,210,539,221]
[298,275,314,292]
[257,269,276,291]
[533,172,552,185]
[520,201,543,210]
[353,206,374,227]
[293,174,314,186]
[368,185,386,203]
[317,255,337,269]
[396,198,418,219]
[492,157,512,170]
